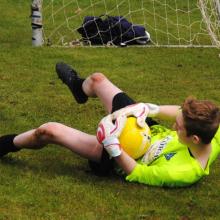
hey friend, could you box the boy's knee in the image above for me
[90,72,106,84]
[35,122,60,140]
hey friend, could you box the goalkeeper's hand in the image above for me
[111,103,149,128]
[96,114,127,157]
[112,103,160,127]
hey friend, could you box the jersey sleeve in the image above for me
[125,163,203,187]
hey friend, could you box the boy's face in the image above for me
[174,111,192,145]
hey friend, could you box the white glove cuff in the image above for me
[147,103,160,117]
[103,136,122,157]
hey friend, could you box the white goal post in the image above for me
[31,0,220,48]
[31,0,43,46]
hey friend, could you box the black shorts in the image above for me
[88,92,158,176]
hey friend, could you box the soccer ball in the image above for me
[119,117,151,159]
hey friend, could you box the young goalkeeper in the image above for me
[0,62,219,187]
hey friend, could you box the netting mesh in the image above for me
[42,0,220,47]
[199,0,220,47]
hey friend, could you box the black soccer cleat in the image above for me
[0,134,20,158]
[56,62,88,104]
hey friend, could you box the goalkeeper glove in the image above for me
[97,114,127,158]
[102,136,121,158]
[112,103,149,128]
[112,103,160,127]
[145,103,160,118]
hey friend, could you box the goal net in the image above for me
[37,0,220,47]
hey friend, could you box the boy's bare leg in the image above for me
[82,72,122,113]
[13,122,102,162]
[56,63,123,113]
[1,65,123,159]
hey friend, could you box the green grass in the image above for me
[0,0,220,219]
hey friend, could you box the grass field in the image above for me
[0,0,220,219]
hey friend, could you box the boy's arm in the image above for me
[155,105,181,121]
[114,150,137,174]
[114,150,201,187]
[111,103,181,125]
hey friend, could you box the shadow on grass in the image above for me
[0,151,123,184]
[0,151,203,192]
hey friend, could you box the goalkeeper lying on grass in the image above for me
[0,62,220,187]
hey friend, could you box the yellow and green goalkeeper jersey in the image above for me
[126,125,220,187]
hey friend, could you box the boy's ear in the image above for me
[192,135,200,144]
